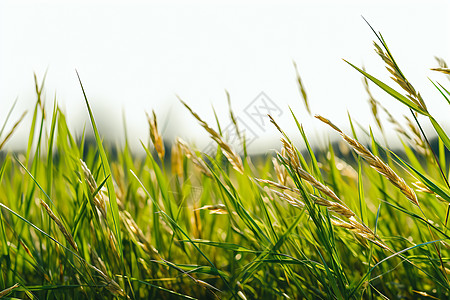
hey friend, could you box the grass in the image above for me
[1,26,450,299]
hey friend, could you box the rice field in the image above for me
[1,26,450,299]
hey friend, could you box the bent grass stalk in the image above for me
[315,115,419,207]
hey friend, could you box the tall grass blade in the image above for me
[75,71,123,262]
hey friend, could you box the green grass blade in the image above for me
[429,79,450,105]
[0,157,10,258]
[344,60,428,115]
[75,71,123,261]
[429,116,450,152]
[129,170,235,296]
[46,101,58,196]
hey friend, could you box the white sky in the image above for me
[1,0,449,153]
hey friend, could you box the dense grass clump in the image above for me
[1,27,450,299]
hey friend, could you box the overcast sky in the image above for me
[1,0,449,153]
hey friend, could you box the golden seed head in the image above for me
[373,41,427,113]
[80,159,108,217]
[0,283,20,298]
[177,138,212,177]
[40,199,78,252]
[430,67,450,75]
[317,115,419,207]
[171,141,183,177]
[147,110,165,160]
[180,100,244,174]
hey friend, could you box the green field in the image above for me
[1,28,450,299]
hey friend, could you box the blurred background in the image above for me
[0,0,449,154]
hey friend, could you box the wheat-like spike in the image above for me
[435,57,448,69]
[80,160,123,261]
[411,181,445,203]
[90,265,129,298]
[171,141,183,177]
[331,218,373,239]
[91,249,108,276]
[294,166,342,202]
[280,139,300,169]
[269,115,286,137]
[177,138,212,177]
[0,283,20,298]
[433,57,450,80]
[120,210,159,257]
[431,68,450,75]
[221,151,245,175]
[18,239,33,259]
[257,179,300,194]
[195,204,229,215]
[280,139,343,204]
[310,195,355,218]
[412,181,433,194]
[259,177,354,218]
[80,159,108,217]
[269,188,305,209]
[331,218,390,250]
[281,138,354,215]
[146,110,165,161]
[111,164,124,198]
[373,41,427,112]
[80,159,97,193]
[180,100,244,174]
[316,115,419,206]
[266,182,388,250]
[273,154,288,185]
[40,199,78,251]
[293,61,311,115]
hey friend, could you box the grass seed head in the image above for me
[80,159,108,217]
[431,67,450,75]
[177,138,212,177]
[316,115,419,206]
[91,265,128,298]
[120,210,159,257]
[40,199,78,252]
[273,156,288,185]
[279,137,350,207]
[293,60,311,115]
[373,41,427,112]
[196,204,229,215]
[435,56,448,69]
[180,100,244,174]
[0,283,20,298]
[269,188,305,209]
[310,195,355,218]
[171,141,183,177]
[147,110,165,160]
[256,178,300,194]
[332,217,390,250]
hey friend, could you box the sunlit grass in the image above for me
[1,26,450,299]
